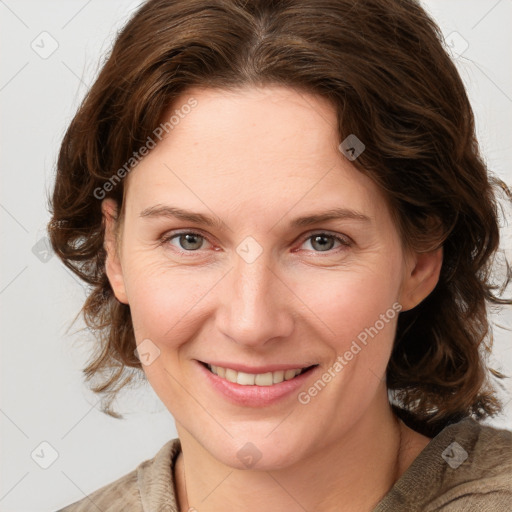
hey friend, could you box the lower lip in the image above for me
[196,361,318,407]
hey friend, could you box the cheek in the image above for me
[124,237,404,360]
[294,263,402,348]
[122,254,220,345]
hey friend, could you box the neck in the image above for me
[174,401,416,512]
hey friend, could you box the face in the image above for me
[103,86,441,470]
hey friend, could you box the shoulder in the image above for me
[424,418,512,511]
[375,417,512,512]
[56,438,181,512]
[56,468,140,512]
[437,417,512,482]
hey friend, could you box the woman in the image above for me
[50,0,512,510]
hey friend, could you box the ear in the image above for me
[102,198,129,304]
[399,246,443,312]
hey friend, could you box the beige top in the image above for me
[57,417,512,512]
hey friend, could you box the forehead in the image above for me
[153,85,341,170]
[124,85,389,225]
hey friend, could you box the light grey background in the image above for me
[1,1,511,511]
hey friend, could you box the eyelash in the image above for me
[159,230,352,256]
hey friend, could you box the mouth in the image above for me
[201,362,318,386]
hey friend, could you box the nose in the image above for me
[216,250,295,348]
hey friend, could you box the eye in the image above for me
[299,232,352,253]
[159,230,352,256]
[161,231,212,253]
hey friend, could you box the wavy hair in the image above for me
[48,0,511,435]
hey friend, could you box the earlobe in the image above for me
[400,246,443,312]
[102,198,129,304]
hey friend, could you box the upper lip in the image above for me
[199,360,317,373]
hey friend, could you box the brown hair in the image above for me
[48,0,511,436]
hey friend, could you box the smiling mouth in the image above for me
[202,362,318,386]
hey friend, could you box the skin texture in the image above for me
[103,86,442,511]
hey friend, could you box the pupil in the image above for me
[178,234,334,251]
[313,235,333,251]
[181,234,202,250]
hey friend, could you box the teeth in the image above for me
[255,372,273,386]
[208,365,304,386]
[273,370,284,384]
[284,369,298,380]
[237,371,255,385]
[225,368,238,383]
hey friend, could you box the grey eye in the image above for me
[173,233,205,251]
[306,234,338,252]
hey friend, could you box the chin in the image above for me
[204,432,310,471]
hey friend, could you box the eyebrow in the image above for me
[139,205,225,229]
[139,205,371,229]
